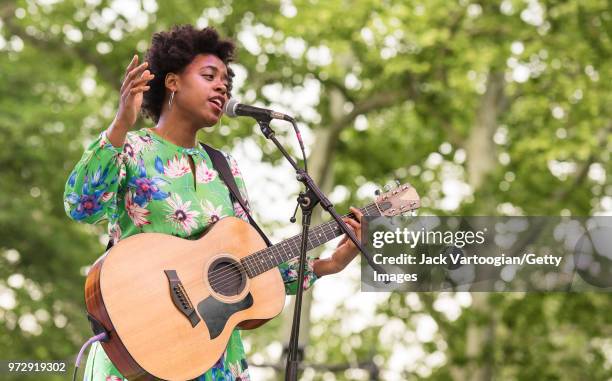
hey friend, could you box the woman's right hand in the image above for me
[115,54,154,129]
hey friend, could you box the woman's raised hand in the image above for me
[115,55,154,129]
[107,55,154,147]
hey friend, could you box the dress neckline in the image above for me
[145,128,202,155]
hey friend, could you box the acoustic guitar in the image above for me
[85,182,420,380]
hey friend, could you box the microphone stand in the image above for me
[254,116,386,381]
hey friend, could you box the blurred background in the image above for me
[0,0,610,380]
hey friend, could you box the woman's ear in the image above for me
[165,72,179,93]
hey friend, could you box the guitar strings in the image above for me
[205,208,373,286]
[206,200,415,290]
[206,228,336,289]
[206,235,305,288]
[206,213,357,284]
[206,211,368,289]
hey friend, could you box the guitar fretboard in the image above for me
[240,203,381,278]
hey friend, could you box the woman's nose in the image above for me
[213,80,227,96]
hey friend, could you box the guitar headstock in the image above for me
[374,182,420,217]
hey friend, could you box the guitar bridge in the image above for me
[164,270,200,328]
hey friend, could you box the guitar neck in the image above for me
[241,203,381,278]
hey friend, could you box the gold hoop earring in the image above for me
[168,91,175,109]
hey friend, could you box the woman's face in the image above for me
[175,53,229,127]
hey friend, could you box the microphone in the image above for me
[223,98,294,122]
[224,98,306,161]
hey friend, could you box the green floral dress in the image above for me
[64,128,317,381]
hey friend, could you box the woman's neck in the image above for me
[154,109,201,148]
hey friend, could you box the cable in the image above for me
[72,332,108,381]
[289,119,308,173]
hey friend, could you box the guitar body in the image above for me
[85,217,286,380]
[84,182,421,380]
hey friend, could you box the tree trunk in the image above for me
[452,70,505,381]
[465,70,505,190]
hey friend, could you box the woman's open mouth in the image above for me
[208,97,224,113]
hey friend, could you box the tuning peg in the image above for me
[395,179,401,187]
[375,189,381,196]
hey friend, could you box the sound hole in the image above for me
[208,257,247,297]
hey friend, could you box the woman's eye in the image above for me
[202,74,214,80]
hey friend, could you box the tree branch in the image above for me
[0,1,16,18]
[329,86,417,133]
[3,17,120,86]
[315,73,357,104]
[553,121,612,202]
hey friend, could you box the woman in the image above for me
[64,25,363,381]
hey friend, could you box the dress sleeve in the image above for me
[224,153,318,295]
[63,131,126,224]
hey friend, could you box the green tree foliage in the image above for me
[0,0,610,380]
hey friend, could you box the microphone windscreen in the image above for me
[223,98,240,118]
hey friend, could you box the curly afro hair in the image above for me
[142,25,236,122]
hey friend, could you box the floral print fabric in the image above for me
[64,128,317,381]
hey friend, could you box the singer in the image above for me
[63,25,362,381]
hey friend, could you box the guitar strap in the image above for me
[105,144,272,251]
[201,143,272,247]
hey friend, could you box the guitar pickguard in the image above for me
[197,293,254,339]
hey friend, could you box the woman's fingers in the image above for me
[124,55,138,77]
[129,85,150,94]
[121,62,148,94]
[121,62,149,93]
[129,70,154,89]
[113,55,148,129]
[349,206,363,222]
[343,217,357,227]
[121,55,138,90]
[341,218,359,236]
[122,71,154,100]
[342,208,363,244]
[344,218,360,234]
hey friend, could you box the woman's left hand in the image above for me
[313,207,364,277]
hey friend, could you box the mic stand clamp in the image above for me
[254,117,385,381]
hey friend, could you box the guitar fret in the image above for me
[250,254,257,275]
[313,227,324,246]
[248,255,255,275]
[284,243,291,261]
[250,254,258,275]
[318,232,325,246]
[265,251,273,270]
[243,203,389,278]
[279,243,288,263]
[242,256,253,277]
[287,241,297,259]
[253,255,260,271]
[312,232,319,247]
[256,252,263,272]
